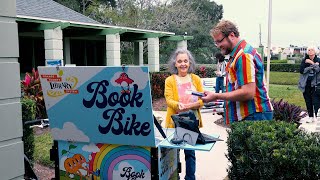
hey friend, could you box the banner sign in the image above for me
[46,59,63,66]
[38,66,156,147]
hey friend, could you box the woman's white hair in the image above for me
[167,48,196,74]
[307,46,319,54]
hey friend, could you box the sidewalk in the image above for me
[299,115,320,132]
[155,110,229,180]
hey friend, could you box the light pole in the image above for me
[266,0,272,91]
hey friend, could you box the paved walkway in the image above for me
[155,110,320,180]
[299,115,320,132]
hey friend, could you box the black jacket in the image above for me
[300,55,320,74]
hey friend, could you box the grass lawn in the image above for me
[34,132,54,168]
[268,71,305,109]
[269,84,305,109]
[269,71,300,85]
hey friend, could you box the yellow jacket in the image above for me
[164,73,204,128]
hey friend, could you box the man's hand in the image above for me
[201,91,219,102]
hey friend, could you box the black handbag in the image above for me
[171,110,222,144]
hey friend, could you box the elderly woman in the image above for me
[299,46,320,123]
[164,48,204,180]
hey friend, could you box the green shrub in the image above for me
[21,98,36,164]
[227,121,320,179]
[150,72,171,99]
[270,59,288,63]
[264,63,300,72]
[21,68,47,119]
[160,64,216,77]
[271,99,307,125]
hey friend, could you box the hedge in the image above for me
[264,63,301,72]
[227,120,320,179]
[161,63,301,73]
[21,97,36,164]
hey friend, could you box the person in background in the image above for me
[164,48,204,180]
[214,52,227,93]
[201,20,273,125]
[298,46,320,123]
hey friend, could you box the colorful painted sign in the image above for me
[58,141,152,180]
[158,148,178,180]
[38,66,156,147]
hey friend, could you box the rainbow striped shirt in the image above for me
[225,40,273,124]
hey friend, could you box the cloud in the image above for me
[82,143,100,153]
[51,122,90,142]
[215,0,320,47]
[127,67,149,90]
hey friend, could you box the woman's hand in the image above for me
[306,59,314,64]
[178,103,189,111]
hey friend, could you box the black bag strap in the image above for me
[153,115,166,139]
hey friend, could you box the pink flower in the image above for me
[22,73,31,87]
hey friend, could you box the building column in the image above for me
[0,0,25,179]
[64,37,71,64]
[147,38,159,72]
[106,33,121,66]
[134,41,144,66]
[44,27,63,64]
[177,40,188,49]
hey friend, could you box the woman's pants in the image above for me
[178,149,196,180]
[303,81,320,117]
[184,149,196,180]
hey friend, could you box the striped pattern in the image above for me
[225,40,273,124]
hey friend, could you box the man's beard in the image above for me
[221,38,232,55]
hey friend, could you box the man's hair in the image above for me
[167,48,196,74]
[215,52,225,62]
[210,20,240,37]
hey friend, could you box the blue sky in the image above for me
[214,0,320,47]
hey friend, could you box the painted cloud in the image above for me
[82,143,100,153]
[127,67,149,90]
[51,122,90,142]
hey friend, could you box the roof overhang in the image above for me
[16,15,192,42]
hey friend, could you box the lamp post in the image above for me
[266,0,272,91]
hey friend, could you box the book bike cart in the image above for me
[38,66,220,180]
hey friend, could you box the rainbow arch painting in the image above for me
[58,141,152,180]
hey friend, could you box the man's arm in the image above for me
[202,82,255,102]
